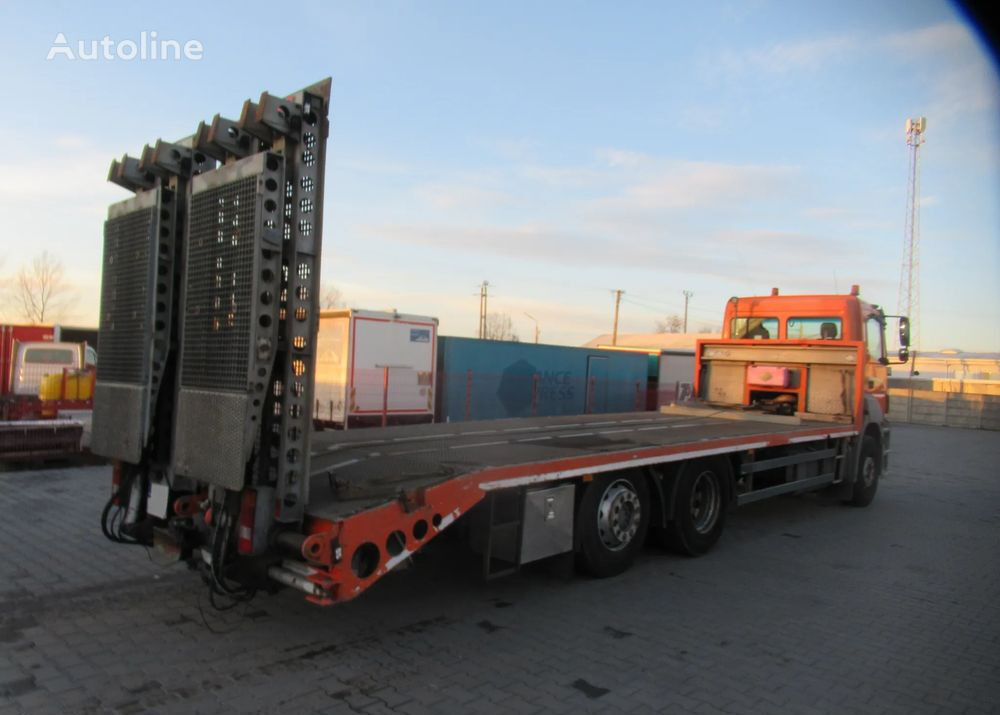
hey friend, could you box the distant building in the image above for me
[909,350,1000,380]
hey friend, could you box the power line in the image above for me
[624,291,718,315]
[621,296,720,332]
[620,296,671,315]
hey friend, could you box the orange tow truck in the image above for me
[93,80,911,607]
[102,286,909,606]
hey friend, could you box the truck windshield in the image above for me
[24,347,76,365]
[731,317,778,339]
[787,317,842,340]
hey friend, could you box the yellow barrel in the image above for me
[38,370,94,401]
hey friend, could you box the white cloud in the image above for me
[332,157,413,176]
[596,149,651,169]
[0,137,124,325]
[882,21,998,121]
[802,206,857,220]
[586,160,798,216]
[360,220,844,287]
[881,22,969,56]
[413,183,510,210]
[54,134,98,151]
[518,164,604,187]
[0,154,120,204]
[717,34,859,76]
[677,104,726,131]
[475,137,540,162]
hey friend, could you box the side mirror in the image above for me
[898,316,910,347]
[898,346,909,363]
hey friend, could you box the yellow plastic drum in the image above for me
[39,370,94,401]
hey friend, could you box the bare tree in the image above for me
[321,285,345,309]
[14,251,70,324]
[484,312,519,341]
[655,314,684,333]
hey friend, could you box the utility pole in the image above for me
[898,117,926,423]
[898,117,926,352]
[524,312,540,344]
[611,289,624,346]
[477,280,490,339]
[682,290,693,333]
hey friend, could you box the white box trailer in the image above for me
[656,349,695,405]
[314,309,438,428]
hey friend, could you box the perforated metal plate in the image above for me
[174,152,284,489]
[92,188,175,462]
[97,197,154,384]
[180,175,256,391]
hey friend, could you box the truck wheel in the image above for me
[575,472,650,578]
[661,459,727,556]
[845,436,879,507]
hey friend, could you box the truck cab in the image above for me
[719,285,908,416]
[12,342,87,396]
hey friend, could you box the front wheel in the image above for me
[845,435,880,507]
[575,472,650,578]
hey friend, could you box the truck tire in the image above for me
[845,436,879,507]
[575,471,650,578]
[660,458,727,556]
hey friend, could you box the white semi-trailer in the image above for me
[313,308,438,428]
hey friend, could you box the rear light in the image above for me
[111,461,122,505]
[237,489,258,555]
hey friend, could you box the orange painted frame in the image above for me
[295,420,858,605]
[694,338,868,430]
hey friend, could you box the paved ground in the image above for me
[1,424,998,715]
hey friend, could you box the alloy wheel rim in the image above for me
[597,480,641,551]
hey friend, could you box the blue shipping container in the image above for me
[436,337,651,422]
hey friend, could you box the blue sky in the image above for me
[0,0,997,350]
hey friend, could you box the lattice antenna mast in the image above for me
[898,116,926,350]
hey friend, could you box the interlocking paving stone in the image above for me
[0,424,998,714]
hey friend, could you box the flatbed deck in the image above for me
[307,411,857,521]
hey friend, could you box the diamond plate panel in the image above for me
[173,390,250,490]
[91,383,146,462]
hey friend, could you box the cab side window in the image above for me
[787,317,842,340]
[731,317,778,339]
[865,317,885,361]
